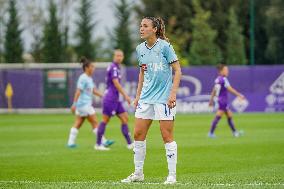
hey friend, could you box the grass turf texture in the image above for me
[0,113,283,189]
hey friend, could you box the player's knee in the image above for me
[122,117,128,125]
[102,120,108,125]
[74,122,83,129]
[102,117,110,124]
[162,135,173,143]
[161,131,173,143]
[120,114,128,124]
[134,130,145,140]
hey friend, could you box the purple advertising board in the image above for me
[1,65,284,113]
[0,69,43,108]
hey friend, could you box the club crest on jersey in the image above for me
[141,64,147,71]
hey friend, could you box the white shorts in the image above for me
[75,105,96,117]
[135,103,176,121]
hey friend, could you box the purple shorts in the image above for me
[218,100,229,111]
[102,100,126,117]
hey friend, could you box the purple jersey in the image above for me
[103,62,122,102]
[214,76,231,102]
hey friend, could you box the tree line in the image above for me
[0,0,284,65]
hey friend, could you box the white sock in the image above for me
[67,127,79,145]
[165,141,177,176]
[134,140,146,174]
[92,128,107,144]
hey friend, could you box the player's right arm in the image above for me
[209,87,216,107]
[71,89,81,114]
[133,68,144,108]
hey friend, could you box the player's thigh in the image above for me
[159,120,174,143]
[216,110,225,117]
[134,118,152,141]
[74,116,85,129]
[117,112,129,125]
[225,110,233,118]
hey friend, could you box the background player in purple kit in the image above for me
[95,49,133,150]
[208,64,245,138]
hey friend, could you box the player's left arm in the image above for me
[93,88,103,98]
[227,86,245,99]
[224,77,245,99]
[113,79,131,105]
[168,61,182,108]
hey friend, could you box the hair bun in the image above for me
[79,56,88,64]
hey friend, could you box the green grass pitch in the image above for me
[0,113,283,188]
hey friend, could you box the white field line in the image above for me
[0,180,283,187]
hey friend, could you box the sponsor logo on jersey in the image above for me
[141,64,147,71]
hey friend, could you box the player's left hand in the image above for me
[238,94,245,100]
[71,105,76,114]
[167,93,176,109]
[125,95,132,105]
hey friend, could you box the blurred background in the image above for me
[0,0,283,113]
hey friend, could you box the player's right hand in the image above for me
[71,106,76,114]
[209,101,214,107]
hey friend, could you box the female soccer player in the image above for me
[95,49,133,151]
[208,64,245,138]
[121,17,182,184]
[67,57,113,150]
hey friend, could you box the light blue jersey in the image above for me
[136,38,178,104]
[76,73,94,107]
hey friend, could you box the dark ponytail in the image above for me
[155,17,168,42]
[144,16,169,42]
[79,56,91,71]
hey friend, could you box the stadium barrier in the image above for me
[0,63,284,113]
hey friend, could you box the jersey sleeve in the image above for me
[77,76,86,90]
[224,77,231,88]
[136,46,142,67]
[163,44,178,64]
[111,67,119,80]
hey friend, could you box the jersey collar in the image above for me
[112,62,120,68]
[145,38,160,50]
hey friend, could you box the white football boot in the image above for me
[127,143,134,150]
[164,175,176,184]
[94,145,110,151]
[121,172,144,183]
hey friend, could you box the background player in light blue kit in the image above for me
[121,17,182,184]
[67,57,113,149]
[208,64,245,138]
